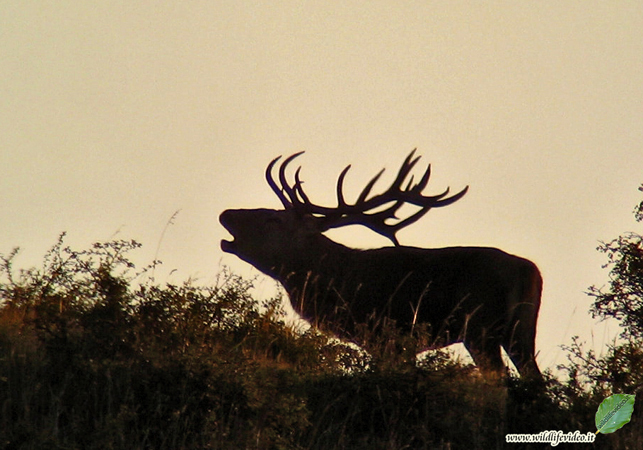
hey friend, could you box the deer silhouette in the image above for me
[220,150,542,378]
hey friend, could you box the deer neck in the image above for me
[272,234,355,291]
[272,235,361,326]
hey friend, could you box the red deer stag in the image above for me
[220,150,542,378]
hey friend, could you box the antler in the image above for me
[266,150,469,246]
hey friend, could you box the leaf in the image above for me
[595,394,636,434]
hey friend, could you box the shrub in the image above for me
[0,233,636,449]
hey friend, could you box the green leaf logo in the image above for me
[595,394,635,435]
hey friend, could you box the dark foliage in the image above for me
[556,184,643,449]
[589,186,643,340]
[0,230,639,449]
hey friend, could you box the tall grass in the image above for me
[0,235,638,449]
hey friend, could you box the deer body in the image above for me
[220,151,542,378]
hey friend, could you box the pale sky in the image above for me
[2,2,643,371]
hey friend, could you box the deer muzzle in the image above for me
[219,210,237,253]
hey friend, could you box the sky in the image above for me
[2,2,643,371]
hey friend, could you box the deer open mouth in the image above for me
[220,238,234,253]
[220,227,236,253]
[219,211,237,253]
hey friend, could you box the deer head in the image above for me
[220,150,468,269]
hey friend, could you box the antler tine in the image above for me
[404,175,415,192]
[413,164,431,193]
[356,168,385,204]
[435,185,469,205]
[388,184,469,238]
[336,165,351,208]
[265,152,306,209]
[389,150,421,192]
[293,167,309,204]
[266,155,292,208]
[277,152,305,207]
[403,183,469,208]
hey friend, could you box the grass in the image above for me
[0,234,640,449]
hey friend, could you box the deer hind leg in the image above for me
[463,338,504,375]
[502,306,541,380]
[505,264,543,380]
[502,333,541,380]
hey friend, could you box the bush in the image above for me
[0,233,637,449]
